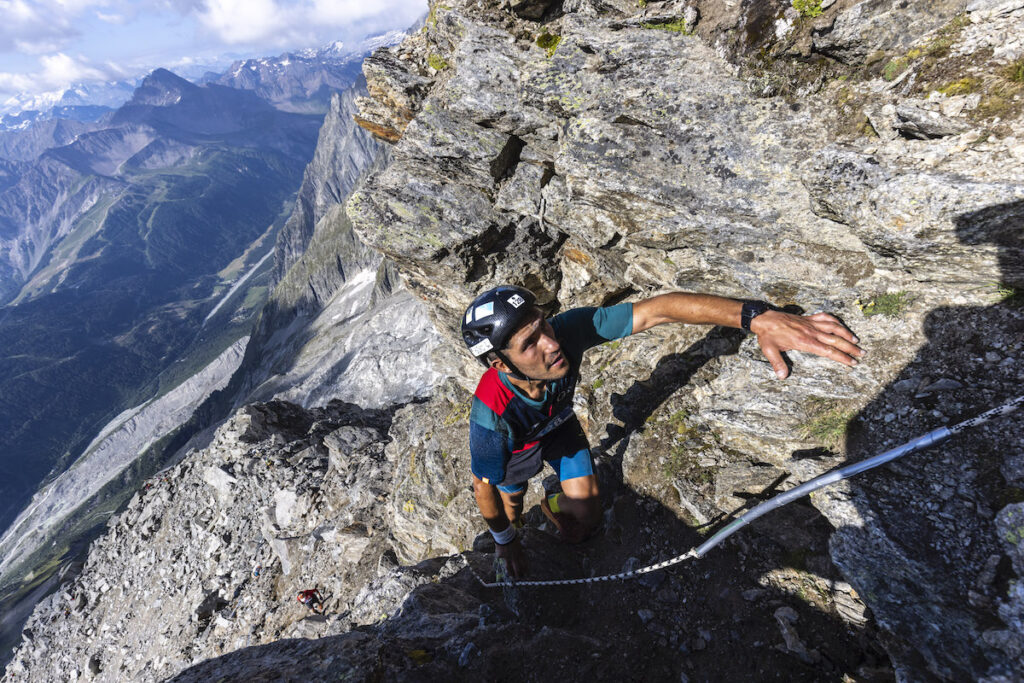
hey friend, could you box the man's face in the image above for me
[496,312,568,381]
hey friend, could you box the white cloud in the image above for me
[0,0,76,53]
[197,0,289,45]
[195,0,426,46]
[0,53,123,98]
[310,0,423,24]
[39,53,108,85]
[96,11,127,24]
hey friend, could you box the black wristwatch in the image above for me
[740,300,772,333]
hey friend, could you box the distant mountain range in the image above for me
[0,31,408,131]
[0,35,398,544]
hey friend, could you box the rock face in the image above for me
[225,88,441,413]
[343,0,1024,679]
[4,400,397,681]
[7,0,1024,681]
[272,87,381,286]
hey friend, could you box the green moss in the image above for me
[858,291,912,317]
[427,54,448,71]
[792,0,823,18]
[924,36,954,58]
[426,3,449,28]
[592,378,605,390]
[938,77,980,96]
[536,32,562,57]
[937,13,971,37]
[663,445,715,483]
[669,410,690,434]
[882,57,910,81]
[640,19,691,34]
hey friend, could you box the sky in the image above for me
[0,0,428,112]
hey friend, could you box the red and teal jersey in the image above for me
[469,303,633,486]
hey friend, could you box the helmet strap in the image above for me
[494,350,534,383]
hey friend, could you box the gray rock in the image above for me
[812,0,966,64]
[202,466,238,496]
[894,105,972,140]
[508,0,559,20]
[920,378,965,393]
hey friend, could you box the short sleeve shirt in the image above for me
[469,303,633,485]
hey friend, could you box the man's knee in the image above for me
[561,474,599,502]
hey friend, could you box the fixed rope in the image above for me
[463,394,1024,589]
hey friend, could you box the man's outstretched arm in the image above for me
[630,292,864,379]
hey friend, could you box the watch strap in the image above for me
[740,300,771,333]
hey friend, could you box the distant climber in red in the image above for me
[296,589,324,613]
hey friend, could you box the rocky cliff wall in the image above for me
[226,88,440,414]
[345,0,1024,679]
[272,86,381,288]
[6,1,1024,681]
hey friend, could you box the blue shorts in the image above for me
[496,423,594,494]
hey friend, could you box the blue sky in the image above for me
[0,0,428,111]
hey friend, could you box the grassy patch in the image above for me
[668,409,690,434]
[442,400,471,427]
[427,54,448,71]
[1007,58,1024,83]
[640,19,691,34]
[663,445,715,484]
[536,32,562,58]
[799,400,856,451]
[982,281,1023,306]
[857,291,912,318]
[792,0,823,18]
[975,78,1024,121]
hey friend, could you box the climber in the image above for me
[296,588,324,613]
[462,286,863,578]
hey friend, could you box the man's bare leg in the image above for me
[498,488,524,527]
[543,474,600,543]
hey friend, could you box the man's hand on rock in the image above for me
[750,310,864,379]
[495,536,528,578]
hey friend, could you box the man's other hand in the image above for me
[495,536,528,578]
[750,311,864,379]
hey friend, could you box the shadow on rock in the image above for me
[823,199,1024,680]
